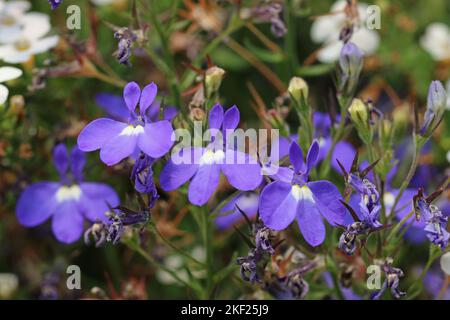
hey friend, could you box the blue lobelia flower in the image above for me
[48,0,63,10]
[259,140,347,246]
[94,91,177,124]
[78,82,174,166]
[16,144,120,244]
[159,104,262,206]
[214,192,259,230]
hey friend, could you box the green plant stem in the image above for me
[200,205,214,299]
[388,135,424,218]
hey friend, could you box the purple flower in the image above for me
[420,80,446,137]
[423,268,450,300]
[371,258,406,300]
[159,104,262,206]
[16,144,120,244]
[414,188,449,250]
[337,42,364,97]
[78,82,174,166]
[215,192,259,230]
[131,153,159,209]
[259,141,347,246]
[95,92,177,123]
[48,0,63,10]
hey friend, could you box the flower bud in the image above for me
[205,66,225,98]
[348,98,371,143]
[338,42,364,97]
[420,80,446,137]
[348,98,368,123]
[288,77,309,104]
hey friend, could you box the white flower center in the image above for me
[120,124,144,136]
[383,192,395,208]
[0,15,16,26]
[291,185,314,202]
[14,39,31,52]
[56,185,82,203]
[199,149,225,165]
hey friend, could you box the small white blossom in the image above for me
[420,23,450,61]
[310,0,380,63]
[0,65,22,104]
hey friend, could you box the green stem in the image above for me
[201,205,214,298]
[388,135,424,218]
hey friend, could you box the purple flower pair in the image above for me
[259,141,347,246]
[16,144,119,243]
[160,104,262,206]
[78,82,174,166]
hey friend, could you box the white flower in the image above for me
[0,65,22,104]
[310,0,380,63]
[441,252,450,276]
[420,23,450,61]
[0,0,30,44]
[446,79,450,110]
[0,12,59,63]
[90,0,118,6]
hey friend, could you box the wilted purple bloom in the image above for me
[78,82,174,166]
[160,104,262,206]
[16,144,120,244]
[259,141,347,247]
[237,249,262,283]
[252,3,287,38]
[371,258,406,300]
[338,221,371,255]
[215,192,259,230]
[420,80,446,137]
[48,0,62,10]
[114,27,138,67]
[417,199,449,250]
[106,208,149,244]
[131,153,159,208]
[269,261,316,300]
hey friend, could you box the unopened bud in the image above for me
[420,80,446,137]
[205,66,225,98]
[288,77,309,104]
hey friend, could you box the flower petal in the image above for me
[139,82,158,117]
[123,81,140,113]
[53,143,69,178]
[222,105,240,131]
[138,120,174,158]
[306,140,320,172]
[289,141,303,172]
[52,201,84,243]
[307,180,346,226]
[297,194,326,246]
[209,104,224,129]
[78,118,128,152]
[221,150,262,191]
[79,182,120,222]
[16,182,60,227]
[331,141,356,174]
[259,181,297,230]
[95,93,129,121]
[188,163,221,205]
[71,146,86,182]
[215,192,259,230]
[160,147,202,191]
[0,66,22,82]
[0,84,9,105]
[100,129,139,165]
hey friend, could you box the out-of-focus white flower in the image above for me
[0,12,59,63]
[90,0,124,6]
[310,0,380,63]
[420,23,450,61]
[0,0,30,43]
[0,273,19,298]
[446,79,450,110]
[0,65,22,104]
[441,252,450,276]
